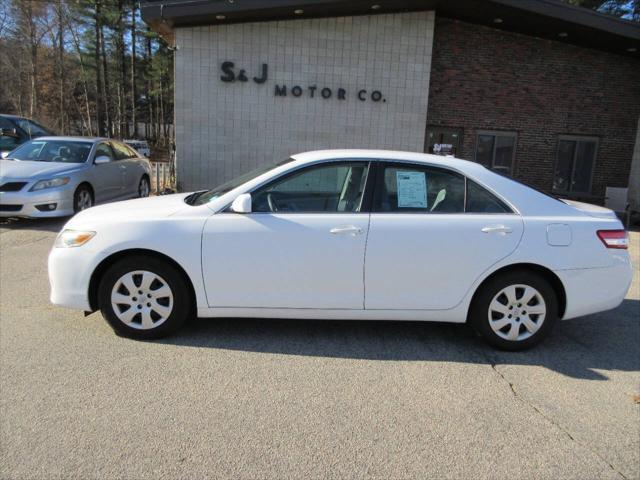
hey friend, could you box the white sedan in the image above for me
[48,150,633,350]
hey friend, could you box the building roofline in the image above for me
[140,0,640,57]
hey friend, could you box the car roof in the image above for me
[26,136,106,143]
[291,149,486,172]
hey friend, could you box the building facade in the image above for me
[142,0,640,203]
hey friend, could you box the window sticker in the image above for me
[396,170,428,208]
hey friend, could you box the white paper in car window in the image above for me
[396,171,428,208]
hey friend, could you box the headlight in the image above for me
[30,177,70,191]
[54,229,96,248]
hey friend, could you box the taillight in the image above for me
[596,230,628,249]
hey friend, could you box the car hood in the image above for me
[0,159,86,180]
[67,193,193,228]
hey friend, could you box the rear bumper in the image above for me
[557,258,633,320]
[0,187,75,218]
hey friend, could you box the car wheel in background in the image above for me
[97,256,191,339]
[469,270,558,351]
[73,185,93,213]
[138,176,150,198]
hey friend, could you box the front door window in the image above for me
[252,162,370,213]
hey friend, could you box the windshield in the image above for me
[8,140,92,163]
[190,158,295,205]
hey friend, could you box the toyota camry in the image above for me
[48,150,633,350]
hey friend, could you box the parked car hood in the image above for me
[68,193,193,227]
[0,159,86,180]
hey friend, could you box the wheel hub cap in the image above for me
[111,270,174,330]
[488,284,546,341]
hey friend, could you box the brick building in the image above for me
[142,0,640,202]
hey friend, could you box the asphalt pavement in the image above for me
[0,217,638,479]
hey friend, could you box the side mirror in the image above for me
[1,151,9,159]
[94,155,111,165]
[230,193,252,214]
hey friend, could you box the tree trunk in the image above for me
[94,1,104,136]
[145,29,153,141]
[100,24,112,137]
[130,0,138,137]
[57,0,65,134]
[26,1,38,119]
[117,0,127,137]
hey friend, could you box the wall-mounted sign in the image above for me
[433,143,454,155]
[220,61,386,103]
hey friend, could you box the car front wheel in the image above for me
[73,185,93,213]
[138,176,150,198]
[97,256,191,339]
[469,270,558,350]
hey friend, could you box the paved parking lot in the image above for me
[0,217,638,479]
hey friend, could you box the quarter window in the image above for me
[475,131,517,176]
[466,180,511,213]
[252,162,370,213]
[553,136,598,194]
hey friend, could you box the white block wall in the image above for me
[175,12,435,191]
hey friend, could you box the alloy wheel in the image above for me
[76,190,93,211]
[110,270,174,330]
[487,284,546,341]
[139,177,150,197]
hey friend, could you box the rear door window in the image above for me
[111,142,134,160]
[374,163,465,213]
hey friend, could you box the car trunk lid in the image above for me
[560,199,619,220]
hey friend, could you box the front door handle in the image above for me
[481,225,513,235]
[330,225,363,236]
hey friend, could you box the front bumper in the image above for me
[48,244,106,311]
[0,186,75,218]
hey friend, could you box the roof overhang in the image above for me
[141,0,640,57]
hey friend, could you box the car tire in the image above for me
[73,185,93,213]
[138,176,150,198]
[469,270,558,351]
[97,256,191,340]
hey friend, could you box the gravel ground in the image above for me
[0,217,638,480]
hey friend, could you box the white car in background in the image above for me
[48,150,633,350]
[123,140,151,159]
[0,137,151,218]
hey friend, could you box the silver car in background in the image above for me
[0,137,151,218]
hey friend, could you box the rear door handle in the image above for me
[481,225,513,235]
[330,225,363,236]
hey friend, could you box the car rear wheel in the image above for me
[73,185,93,213]
[138,176,150,198]
[469,270,558,350]
[97,256,191,339]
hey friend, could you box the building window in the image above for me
[426,127,463,156]
[475,131,517,176]
[553,136,598,195]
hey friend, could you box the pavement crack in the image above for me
[487,360,628,480]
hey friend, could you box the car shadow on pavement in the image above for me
[158,299,640,381]
[0,217,68,233]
